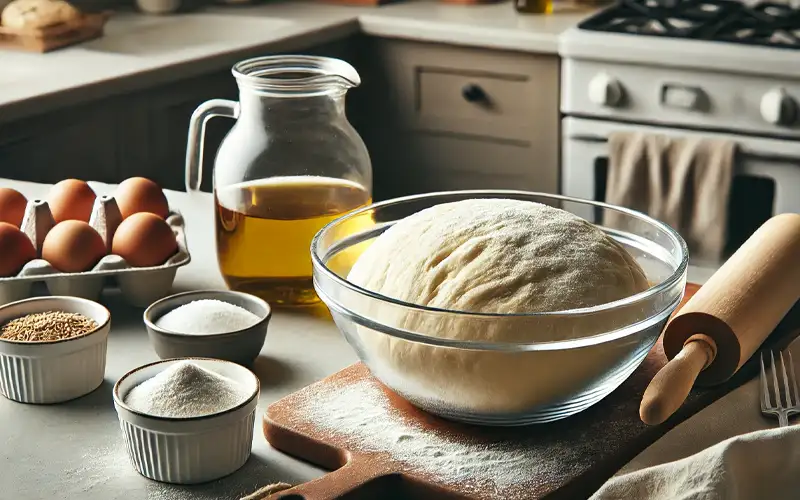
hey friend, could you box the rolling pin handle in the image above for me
[685,333,717,370]
[640,334,717,426]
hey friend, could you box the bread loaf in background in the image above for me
[1,0,80,29]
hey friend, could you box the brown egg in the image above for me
[0,222,36,277]
[48,179,97,223]
[42,220,106,273]
[115,177,169,220]
[112,212,177,267]
[0,187,27,227]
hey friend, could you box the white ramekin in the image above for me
[113,357,260,484]
[0,296,110,404]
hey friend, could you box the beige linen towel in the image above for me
[590,426,800,500]
[592,334,800,500]
[604,132,736,263]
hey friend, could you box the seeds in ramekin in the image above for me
[0,311,98,342]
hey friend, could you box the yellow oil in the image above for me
[215,176,372,307]
[515,0,553,14]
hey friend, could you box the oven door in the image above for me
[562,117,800,253]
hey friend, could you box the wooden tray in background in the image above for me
[0,11,111,53]
[262,283,800,499]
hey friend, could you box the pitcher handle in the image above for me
[185,99,239,193]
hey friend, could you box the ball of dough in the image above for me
[349,199,648,327]
[1,0,79,30]
[347,199,650,415]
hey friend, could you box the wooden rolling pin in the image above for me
[640,213,800,426]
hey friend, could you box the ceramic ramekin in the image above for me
[113,357,260,484]
[143,290,271,366]
[0,296,110,404]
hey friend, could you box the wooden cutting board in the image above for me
[263,283,800,499]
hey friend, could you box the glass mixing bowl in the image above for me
[311,191,688,426]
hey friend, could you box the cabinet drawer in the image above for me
[416,69,536,142]
[373,132,558,199]
[413,133,556,190]
[374,39,559,144]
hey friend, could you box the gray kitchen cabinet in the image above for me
[123,70,238,192]
[0,36,557,200]
[0,100,121,184]
[361,39,560,200]
[0,75,234,192]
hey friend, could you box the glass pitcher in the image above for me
[185,55,373,307]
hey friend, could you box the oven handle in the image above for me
[569,134,800,164]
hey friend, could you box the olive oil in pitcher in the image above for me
[515,0,553,14]
[215,176,372,306]
[186,55,373,307]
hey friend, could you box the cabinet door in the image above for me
[125,71,238,192]
[364,39,560,199]
[0,102,120,184]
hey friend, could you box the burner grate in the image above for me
[578,0,800,49]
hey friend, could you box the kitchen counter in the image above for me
[0,177,723,500]
[0,0,595,124]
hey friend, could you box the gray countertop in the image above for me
[0,0,595,123]
[0,178,721,499]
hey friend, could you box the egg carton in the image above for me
[0,195,191,308]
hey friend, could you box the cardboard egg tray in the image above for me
[0,195,190,307]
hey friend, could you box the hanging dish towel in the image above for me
[603,132,737,263]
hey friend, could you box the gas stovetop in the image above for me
[578,0,800,50]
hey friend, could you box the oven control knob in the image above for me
[588,73,624,107]
[760,88,798,126]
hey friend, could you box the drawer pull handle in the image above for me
[462,84,486,103]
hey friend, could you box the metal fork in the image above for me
[760,349,800,427]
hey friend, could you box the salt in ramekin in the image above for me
[143,290,271,366]
[112,357,260,484]
[0,296,111,404]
